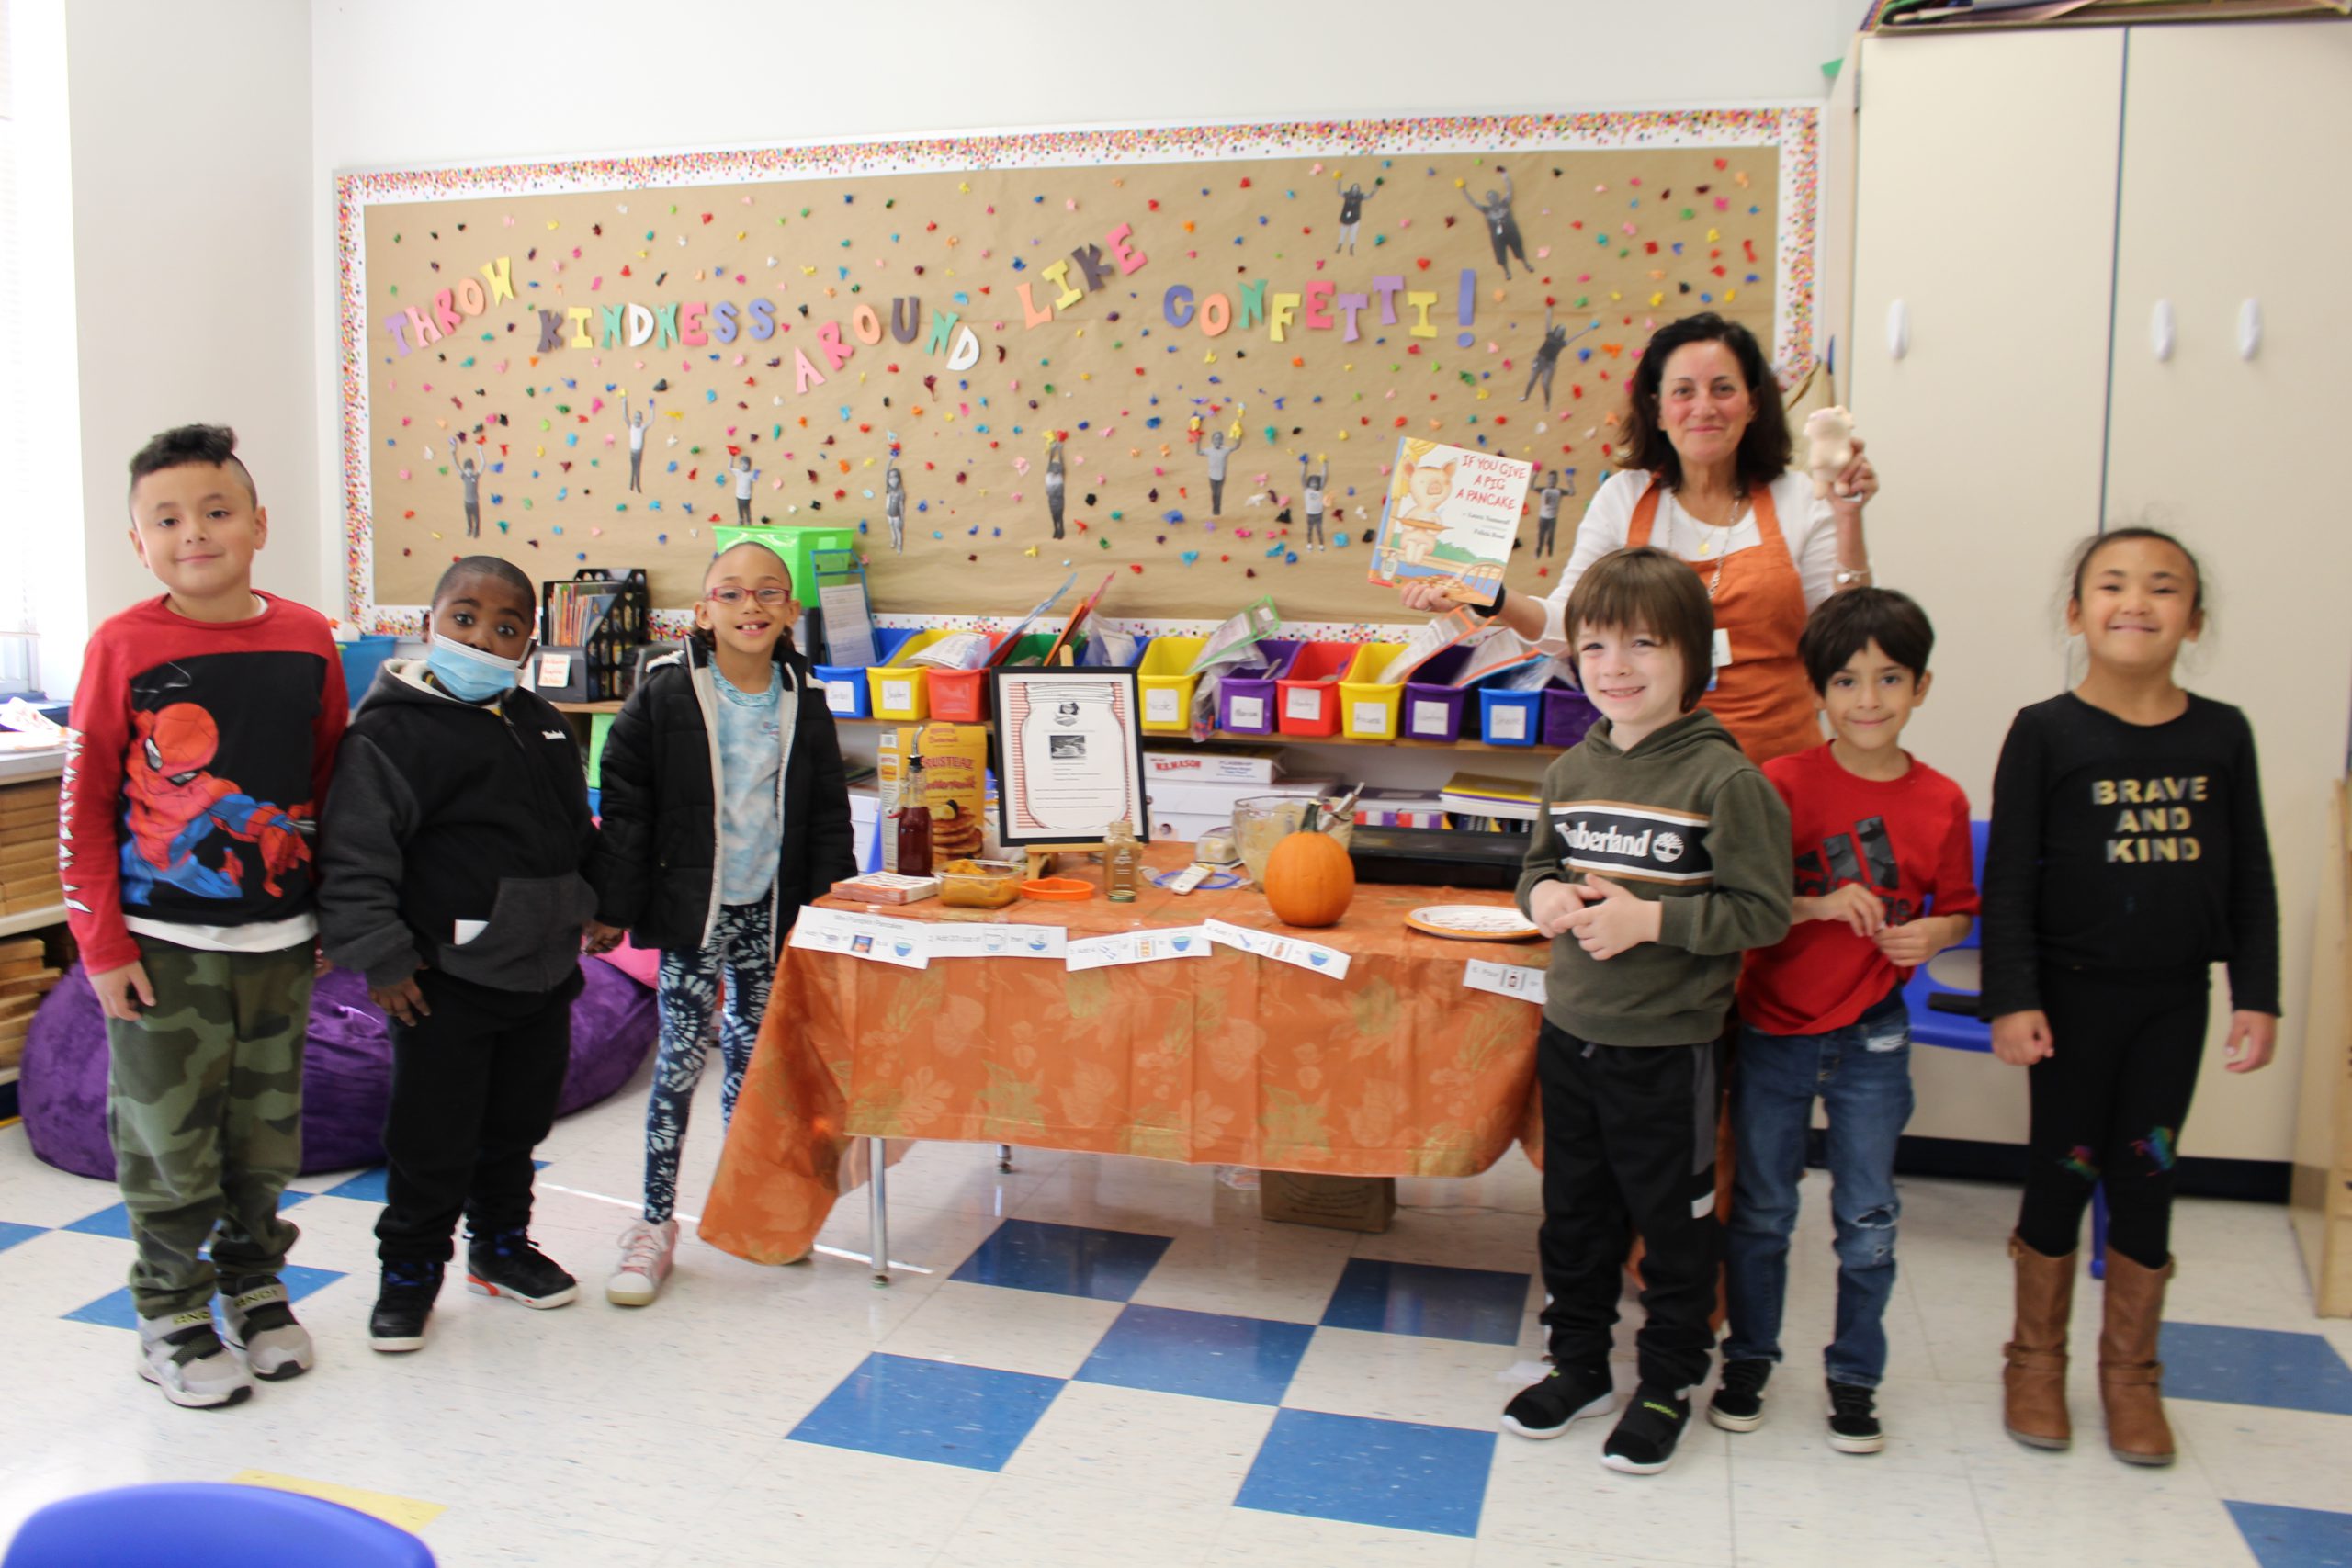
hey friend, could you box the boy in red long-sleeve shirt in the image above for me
[62,425,347,1408]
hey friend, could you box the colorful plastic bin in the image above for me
[813,626,913,718]
[1478,682,1547,747]
[921,634,1010,722]
[865,628,968,721]
[708,523,858,602]
[1543,683,1602,749]
[1338,642,1412,740]
[1216,639,1300,735]
[1274,642,1358,738]
[1136,636,1210,733]
[337,635,397,701]
[1398,646,1476,742]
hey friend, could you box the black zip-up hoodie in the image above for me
[317,660,599,994]
[586,636,856,953]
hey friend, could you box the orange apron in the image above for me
[1626,478,1819,764]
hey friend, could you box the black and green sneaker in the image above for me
[1501,1360,1616,1439]
[1602,1383,1691,1474]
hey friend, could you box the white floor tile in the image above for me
[1283,1325,1531,1432]
[1211,1507,1478,1566]
[880,1280,1125,1379]
[949,1472,1229,1567]
[1727,1454,1993,1567]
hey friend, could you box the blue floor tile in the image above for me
[1075,1303,1315,1406]
[322,1168,389,1204]
[1236,1407,1494,1539]
[1319,1258,1530,1346]
[0,1221,49,1253]
[2227,1500,2352,1568]
[949,1219,1172,1302]
[62,1203,133,1239]
[63,1263,348,1331]
[789,1352,1063,1472]
[2161,1322,2352,1416]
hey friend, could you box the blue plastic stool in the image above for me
[4,1483,435,1567]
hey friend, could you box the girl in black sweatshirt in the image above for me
[1984,528,2278,1469]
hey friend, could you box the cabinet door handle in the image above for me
[1885,299,1909,361]
[2150,299,2176,363]
[2236,299,2263,362]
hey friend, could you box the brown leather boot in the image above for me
[2003,1234,2076,1450]
[2098,1248,2177,1466]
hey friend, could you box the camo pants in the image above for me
[106,939,311,1319]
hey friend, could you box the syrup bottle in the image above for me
[896,746,933,878]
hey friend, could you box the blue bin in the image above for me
[813,626,914,719]
[1477,682,1546,747]
[338,635,397,702]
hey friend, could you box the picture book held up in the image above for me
[1365,439,1534,608]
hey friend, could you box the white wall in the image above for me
[306,0,1856,612]
[56,0,316,678]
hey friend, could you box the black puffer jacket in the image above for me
[588,637,856,951]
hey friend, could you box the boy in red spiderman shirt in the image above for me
[62,425,347,1409]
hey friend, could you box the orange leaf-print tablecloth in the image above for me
[697,848,1550,1265]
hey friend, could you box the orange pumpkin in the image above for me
[1264,829,1355,927]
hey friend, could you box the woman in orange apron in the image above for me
[1400,311,1878,764]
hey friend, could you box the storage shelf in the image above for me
[0,905,65,939]
[830,716,1535,754]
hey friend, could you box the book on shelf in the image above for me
[1440,772,1544,834]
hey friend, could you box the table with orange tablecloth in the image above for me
[696,845,1552,1266]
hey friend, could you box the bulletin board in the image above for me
[336,109,1818,637]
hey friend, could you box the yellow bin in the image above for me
[1339,643,1411,739]
[865,628,957,721]
[1136,637,1209,733]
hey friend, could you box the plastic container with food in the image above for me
[1231,795,1353,890]
[937,858,1025,908]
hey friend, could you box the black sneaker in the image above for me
[1827,1380,1884,1454]
[1501,1360,1616,1439]
[369,1260,444,1354]
[1708,1358,1771,1433]
[466,1228,579,1309]
[1602,1383,1692,1474]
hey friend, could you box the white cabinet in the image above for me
[1845,21,2352,1158]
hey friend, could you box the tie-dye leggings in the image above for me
[643,901,775,1224]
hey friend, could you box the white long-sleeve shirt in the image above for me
[1534,468,1839,652]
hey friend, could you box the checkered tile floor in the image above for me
[0,1067,2347,1565]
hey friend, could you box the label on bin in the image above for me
[1227,694,1266,729]
[1285,688,1323,721]
[1411,700,1449,734]
[1351,701,1386,733]
[825,680,857,714]
[1490,705,1528,740]
[1146,687,1181,723]
[880,679,914,712]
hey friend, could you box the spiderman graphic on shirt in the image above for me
[118,700,313,908]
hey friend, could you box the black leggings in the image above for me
[2016,966,2209,1269]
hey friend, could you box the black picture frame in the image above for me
[987,665,1151,849]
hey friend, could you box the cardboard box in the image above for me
[1144,747,1284,784]
[1259,1172,1398,1234]
[880,723,989,868]
[1142,773,1337,819]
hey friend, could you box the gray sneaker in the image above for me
[137,1310,254,1409]
[220,1276,314,1381]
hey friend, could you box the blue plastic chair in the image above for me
[1901,820,2108,1276]
[4,1483,435,1567]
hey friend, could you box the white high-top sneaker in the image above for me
[137,1309,254,1409]
[606,1217,678,1306]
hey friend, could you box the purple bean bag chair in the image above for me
[19,961,658,1180]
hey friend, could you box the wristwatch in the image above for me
[1835,566,1873,588]
[1474,586,1508,619]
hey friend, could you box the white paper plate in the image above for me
[1406,905,1544,942]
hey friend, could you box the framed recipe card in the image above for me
[989,667,1151,850]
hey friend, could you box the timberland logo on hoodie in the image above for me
[1550,801,1714,886]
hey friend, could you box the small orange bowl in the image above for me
[1019,876,1094,901]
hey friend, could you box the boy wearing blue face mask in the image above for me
[318,556,603,1352]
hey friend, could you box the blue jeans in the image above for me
[1723,989,1915,1388]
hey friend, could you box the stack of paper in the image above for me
[1440,772,1544,833]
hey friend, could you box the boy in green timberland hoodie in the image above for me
[1501,546,1792,1475]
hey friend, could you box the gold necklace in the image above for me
[1690,491,1747,599]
